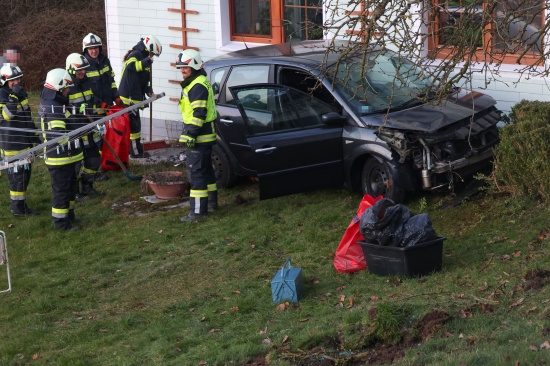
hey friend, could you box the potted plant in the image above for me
[142,171,190,199]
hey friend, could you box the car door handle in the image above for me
[255,147,277,153]
[219,118,233,124]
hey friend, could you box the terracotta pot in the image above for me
[145,171,189,199]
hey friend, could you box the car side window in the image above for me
[278,67,341,113]
[286,88,335,129]
[232,86,335,136]
[225,65,270,105]
[209,67,228,101]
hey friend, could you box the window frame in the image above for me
[229,0,323,44]
[428,0,545,66]
[229,0,283,44]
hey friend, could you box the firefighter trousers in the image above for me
[185,144,217,216]
[7,163,32,215]
[128,110,143,157]
[80,145,102,194]
[48,163,78,230]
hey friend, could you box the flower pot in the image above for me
[145,171,189,199]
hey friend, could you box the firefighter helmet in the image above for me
[0,64,23,85]
[82,33,103,51]
[66,53,90,75]
[44,68,73,91]
[143,35,162,56]
[175,49,203,70]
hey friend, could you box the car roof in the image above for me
[205,40,376,68]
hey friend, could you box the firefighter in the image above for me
[82,33,122,181]
[118,35,162,158]
[82,33,122,112]
[39,68,84,231]
[66,53,102,197]
[175,50,218,222]
[0,64,39,217]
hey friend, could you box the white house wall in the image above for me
[106,0,550,139]
[105,0,219,141]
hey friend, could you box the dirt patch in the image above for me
[271,309,451,366]
[368,309,450,365]
[408,309,450,343]
[524,269,550,290]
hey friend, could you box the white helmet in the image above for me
[0,64,23,85]
[82,33,103,52]
[175,49,203,70]
[44,68,73,91]
[143,35,162,56]
[66,53,90,75]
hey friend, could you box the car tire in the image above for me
[361,157,405,203]
[211,144,237,188]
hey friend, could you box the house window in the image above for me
[430,0,544,65]
[283,0,324,41]
[230,0,323,44]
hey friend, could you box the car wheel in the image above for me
[211,144,237,188]
[361,157,405,202]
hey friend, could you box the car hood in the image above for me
[360,90,497,133]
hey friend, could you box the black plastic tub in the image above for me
[358,237,446,278]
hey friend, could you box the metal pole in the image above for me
[1,92,165,167]
[149,68,153,141]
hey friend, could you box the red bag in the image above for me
[333,194,382,273]
[101,105,131,171]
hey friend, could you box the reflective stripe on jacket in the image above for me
[178,74,217,145]
[118,44,152,105]
[84,52,119,106]
[39,95,84,166]
[0,87,38,153]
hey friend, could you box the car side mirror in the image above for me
[321,112,346,125]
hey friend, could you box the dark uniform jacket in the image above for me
[39,90,83,166]
[0,85,38,155]
[83,52,119,107]
[118,41,153,105]
[67,76,101,148]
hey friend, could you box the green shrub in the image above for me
[493,100,550,201]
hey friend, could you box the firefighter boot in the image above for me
[180,196,208,222]
[208,191,218,212]
[80,173,103,196]
[68,209,81,224]
[95,167,110,181]
[11,199,38,217]
[54,216,79,231]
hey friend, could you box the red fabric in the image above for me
[101,105,130,171]
[333,194,382,273]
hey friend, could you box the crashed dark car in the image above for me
[205,40,501,202]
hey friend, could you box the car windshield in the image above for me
[329,50,434,114]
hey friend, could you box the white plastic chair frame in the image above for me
[0,231,11,293]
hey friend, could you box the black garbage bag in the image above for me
[401,213,439,246]
[360,198,438,247]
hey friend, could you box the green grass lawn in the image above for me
[1,160,549,365]
[2,91,550,365]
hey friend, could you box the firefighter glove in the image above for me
[95,124,106,136]
[186,137,196,148]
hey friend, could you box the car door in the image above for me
[229,84,344,200]
[213,64,272,176]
